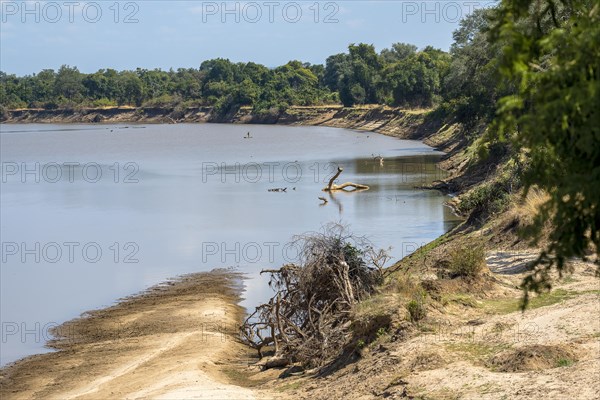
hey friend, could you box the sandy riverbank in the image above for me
[0,270,282,400]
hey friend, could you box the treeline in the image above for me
[0,61,333,115]
[1,14,498,120]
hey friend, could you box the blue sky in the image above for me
[0,1,497,75]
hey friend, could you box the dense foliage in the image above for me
[491,0,600,302]
[1,42,455,113]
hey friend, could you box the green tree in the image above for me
[54,65,84,100]
[116,71,144,106]
[323,53,350,92]
[29,69,56,105]
[492,0,600,304]
[384,51,443,107]
[442,8,502,124]
[0,72,27,108]
[380,42,417,63]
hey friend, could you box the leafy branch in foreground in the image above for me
[240,223,389,369]
[491,0,600,307]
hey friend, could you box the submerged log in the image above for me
[322,167,369,192]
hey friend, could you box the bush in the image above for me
[448,243,486,278]
[406,298,427,323]
[92,98,117,108]
[456,182,510,215]
[148,94,181,107]
[7,100,27,109]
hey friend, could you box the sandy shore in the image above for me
[0,270,281,400]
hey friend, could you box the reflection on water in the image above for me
[0,123,461,365]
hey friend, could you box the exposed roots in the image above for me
[240,223,389,369]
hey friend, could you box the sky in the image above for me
[0,1,497,75]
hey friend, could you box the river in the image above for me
[0,123,461,365]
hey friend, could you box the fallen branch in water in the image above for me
[322,167,369,192]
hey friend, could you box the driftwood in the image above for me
[322,167,369,192]
[240,224,389,369]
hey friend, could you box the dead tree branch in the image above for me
[323,167,369,192]
[240,223,386,369]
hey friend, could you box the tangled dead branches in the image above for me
[240,223,390,369]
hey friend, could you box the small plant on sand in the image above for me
[556,358,574,368]
[448,243,486,278]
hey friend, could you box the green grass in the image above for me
[445,342,510,364]
[277,381,305,392]
[221,366,272,388]
[441,293,480,308]
[482,289,579,314]
[560,276,579,284]
[556,358,575,367]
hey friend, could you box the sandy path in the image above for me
[0,271,282,400]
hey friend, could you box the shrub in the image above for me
[142,94,178,108]
[92,98,117,108]
[406,292,427,323]
[448,243,486,278]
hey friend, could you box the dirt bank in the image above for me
[0,270,283,400]
[262,255,600,400]
[1,105,431,139]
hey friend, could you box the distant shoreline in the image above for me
[0,105,432,140]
